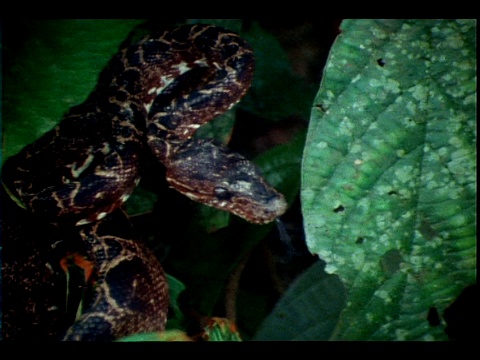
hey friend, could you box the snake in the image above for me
[1,23,287,341]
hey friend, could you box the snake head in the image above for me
[164,139,287,224]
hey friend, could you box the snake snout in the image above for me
[264,193,288,218]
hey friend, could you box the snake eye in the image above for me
[214,187,232,200]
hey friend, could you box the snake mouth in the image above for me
[166,175,287,224]
[264,195,288,219]
[231,193,288,224]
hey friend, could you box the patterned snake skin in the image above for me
[1,23,287,341]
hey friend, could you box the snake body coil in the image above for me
[2,24,287,340]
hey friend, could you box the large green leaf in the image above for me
[1,20,145,164]
[301,20,476,340]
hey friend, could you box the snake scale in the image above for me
[1,24,287,340]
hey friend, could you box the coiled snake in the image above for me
[1,24,287,340]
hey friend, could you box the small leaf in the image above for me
[194,110,237,145]
[124,185,158,216]
[254,129,306,205]
[202,317,242,341]
[165,274,186,330]
[116,329,192,342]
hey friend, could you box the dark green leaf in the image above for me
[2,20,144,164]
[254,260,346,340]
[165,274,186,330]
[240,22,318,121]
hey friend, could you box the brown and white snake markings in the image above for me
[1,23,287,341]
